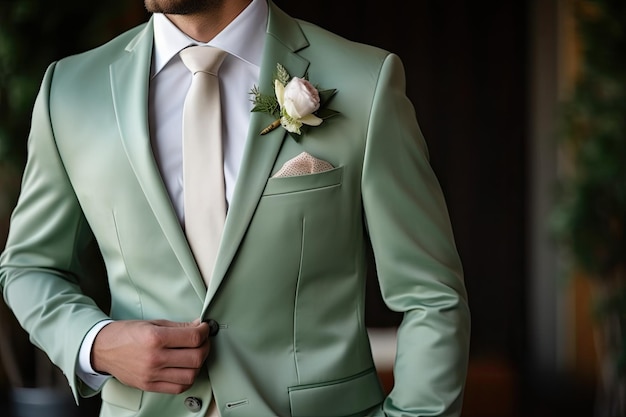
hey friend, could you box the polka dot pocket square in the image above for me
[272,152,334,178]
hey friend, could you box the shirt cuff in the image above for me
[76,319,114,390]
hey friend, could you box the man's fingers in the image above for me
[146,320,211,349]
[150,318,206,328]
[158,344,211,369]
[149,366,200,386]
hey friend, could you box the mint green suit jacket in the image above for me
[0,2,470,416]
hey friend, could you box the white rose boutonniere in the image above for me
[250,63,339,138]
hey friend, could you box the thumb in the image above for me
[150,319,206,328]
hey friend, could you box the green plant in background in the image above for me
[552,0,626,415]
[0,1,145,168]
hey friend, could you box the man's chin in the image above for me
[144,0,221,15]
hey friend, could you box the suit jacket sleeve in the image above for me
[362,53,471,416]
[0,62,111,400]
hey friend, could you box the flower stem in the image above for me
[260,119,281,135]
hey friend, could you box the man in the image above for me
[0,0,471,416]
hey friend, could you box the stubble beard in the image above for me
[144,0,223,15]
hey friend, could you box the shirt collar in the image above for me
[151,0,268,77]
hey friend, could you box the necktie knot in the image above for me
[180,45,227,75]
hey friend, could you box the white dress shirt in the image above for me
[77,0,268,389]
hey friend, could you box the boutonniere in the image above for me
[250,63,339,138]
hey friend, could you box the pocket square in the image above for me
[272,152,334,178]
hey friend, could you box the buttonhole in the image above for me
[225,399,249,409]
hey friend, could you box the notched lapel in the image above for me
[110,19,207,300]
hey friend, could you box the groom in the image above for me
[0,0,471,416]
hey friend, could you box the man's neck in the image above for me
[166,0,253,43]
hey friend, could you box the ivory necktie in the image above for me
[180,46,228,289]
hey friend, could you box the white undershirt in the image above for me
[77,0,268,389]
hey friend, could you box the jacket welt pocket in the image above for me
[288,368,383,417]
[263,167,343,196]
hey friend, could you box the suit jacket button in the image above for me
[206,319,220,336]
[184,396,203,412]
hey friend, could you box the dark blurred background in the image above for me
[2,0,624,416]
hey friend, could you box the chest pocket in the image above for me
[262,167,343,196]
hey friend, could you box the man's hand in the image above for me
[92,319,211,394]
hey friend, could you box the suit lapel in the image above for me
[204,3,310,303]
[109,19,207,300]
